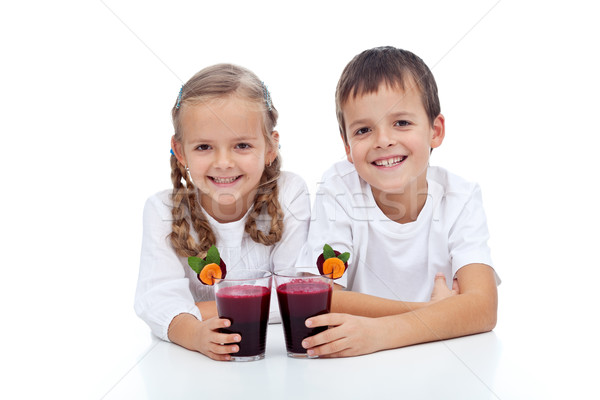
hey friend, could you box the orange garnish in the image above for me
[199,263,222,285]
[322,257,346,279]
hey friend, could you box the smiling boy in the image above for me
[302,46,499,357]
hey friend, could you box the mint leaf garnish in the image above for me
[206,245,220,265]
[337,252,350,264]
[188,256,208,274]
[323,244,336,259]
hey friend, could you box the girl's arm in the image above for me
[196,301,218,319]
[302,263,497,357]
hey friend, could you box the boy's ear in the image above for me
[430,114,446,149]
[342,133,353,163]
[171,136,187,166]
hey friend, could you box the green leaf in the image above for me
[188,256,207,274]
[323,243,335,259]
[205,245,221,265]
[337,252,350,264]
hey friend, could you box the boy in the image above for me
[301,46,499,357]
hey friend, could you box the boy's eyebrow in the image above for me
[347,118,372,130]
[347,111,418,130]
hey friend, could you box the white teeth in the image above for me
[374,157,404,167]
[212,176,239,184]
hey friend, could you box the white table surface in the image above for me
[99,322,563,400]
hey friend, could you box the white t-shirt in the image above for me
[301,161,498,302]
[135,171,311,341]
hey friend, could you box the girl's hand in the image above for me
[429,273,459,303]
[167,313,241,361]
[301,313,384,358]
[195,317,242,361]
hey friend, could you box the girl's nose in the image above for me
[214,149,234,168]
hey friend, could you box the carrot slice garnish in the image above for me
[199,263,222,285]
[322,257,346,279]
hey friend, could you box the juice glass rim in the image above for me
[274,267,332,280]
[214,269,272,285]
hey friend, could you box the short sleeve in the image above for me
[300,174,354,288]
[448,185,500,284]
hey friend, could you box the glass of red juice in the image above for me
[275,267,333,358]
[213,269,272,361]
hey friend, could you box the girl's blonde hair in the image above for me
[169,63,283,258]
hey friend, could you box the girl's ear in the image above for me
[267,130,280,164]
[171,136,187,166]
[430,114,445,149]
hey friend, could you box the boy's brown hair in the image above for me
[335,46,441,143]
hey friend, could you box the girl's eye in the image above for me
[196,144,211,151]
[394,120,410,127]
[236,143,252,150]
[354,127,371,136]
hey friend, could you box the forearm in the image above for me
[379,288,497,350]
[167,313,203,352]
[196,301,217,319]
[332,290,430,317]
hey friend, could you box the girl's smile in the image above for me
[172,95,277,223]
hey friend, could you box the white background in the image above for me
[1,0,598,398]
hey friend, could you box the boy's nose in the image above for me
[375,128,396,148]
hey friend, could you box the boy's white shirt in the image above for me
[301,160,499,302]
[135,171,311,341]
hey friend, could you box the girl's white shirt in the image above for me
[135,171,311,341]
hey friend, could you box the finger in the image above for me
[434,272,447,285]
[302,323,346,350]
[305,335,351,357]
[305,313,347,328]
[209,341,240,355]
[452,278,460,294]
[207,351,232,361]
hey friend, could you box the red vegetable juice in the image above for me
[277,280,332,354]
[216,285,271,357]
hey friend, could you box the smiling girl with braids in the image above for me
[135,64,310,361]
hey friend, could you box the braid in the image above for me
[244,158,284,246]
[168,155,216,258]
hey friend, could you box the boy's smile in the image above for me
[342,82,445,222]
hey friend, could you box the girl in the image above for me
[135,64,310,361]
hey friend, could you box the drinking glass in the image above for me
[274,267,333,358]
[214,269,272,361]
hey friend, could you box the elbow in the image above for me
[480,297,498,332]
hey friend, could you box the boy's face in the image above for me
[342,82,445,203]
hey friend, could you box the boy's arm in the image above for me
[331,273,458,317]
[303,263,497,357]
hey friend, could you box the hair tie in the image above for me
[176,85,183,109]
[261,81,272,111]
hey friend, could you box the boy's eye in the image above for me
[394,120,410,127]
[236,143,252,150]
[354,127,371,136]
[196,144,211,151]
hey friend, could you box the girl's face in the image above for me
[172,95,277,223]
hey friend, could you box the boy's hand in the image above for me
[429,273,459,303]
[300,313,384,358]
